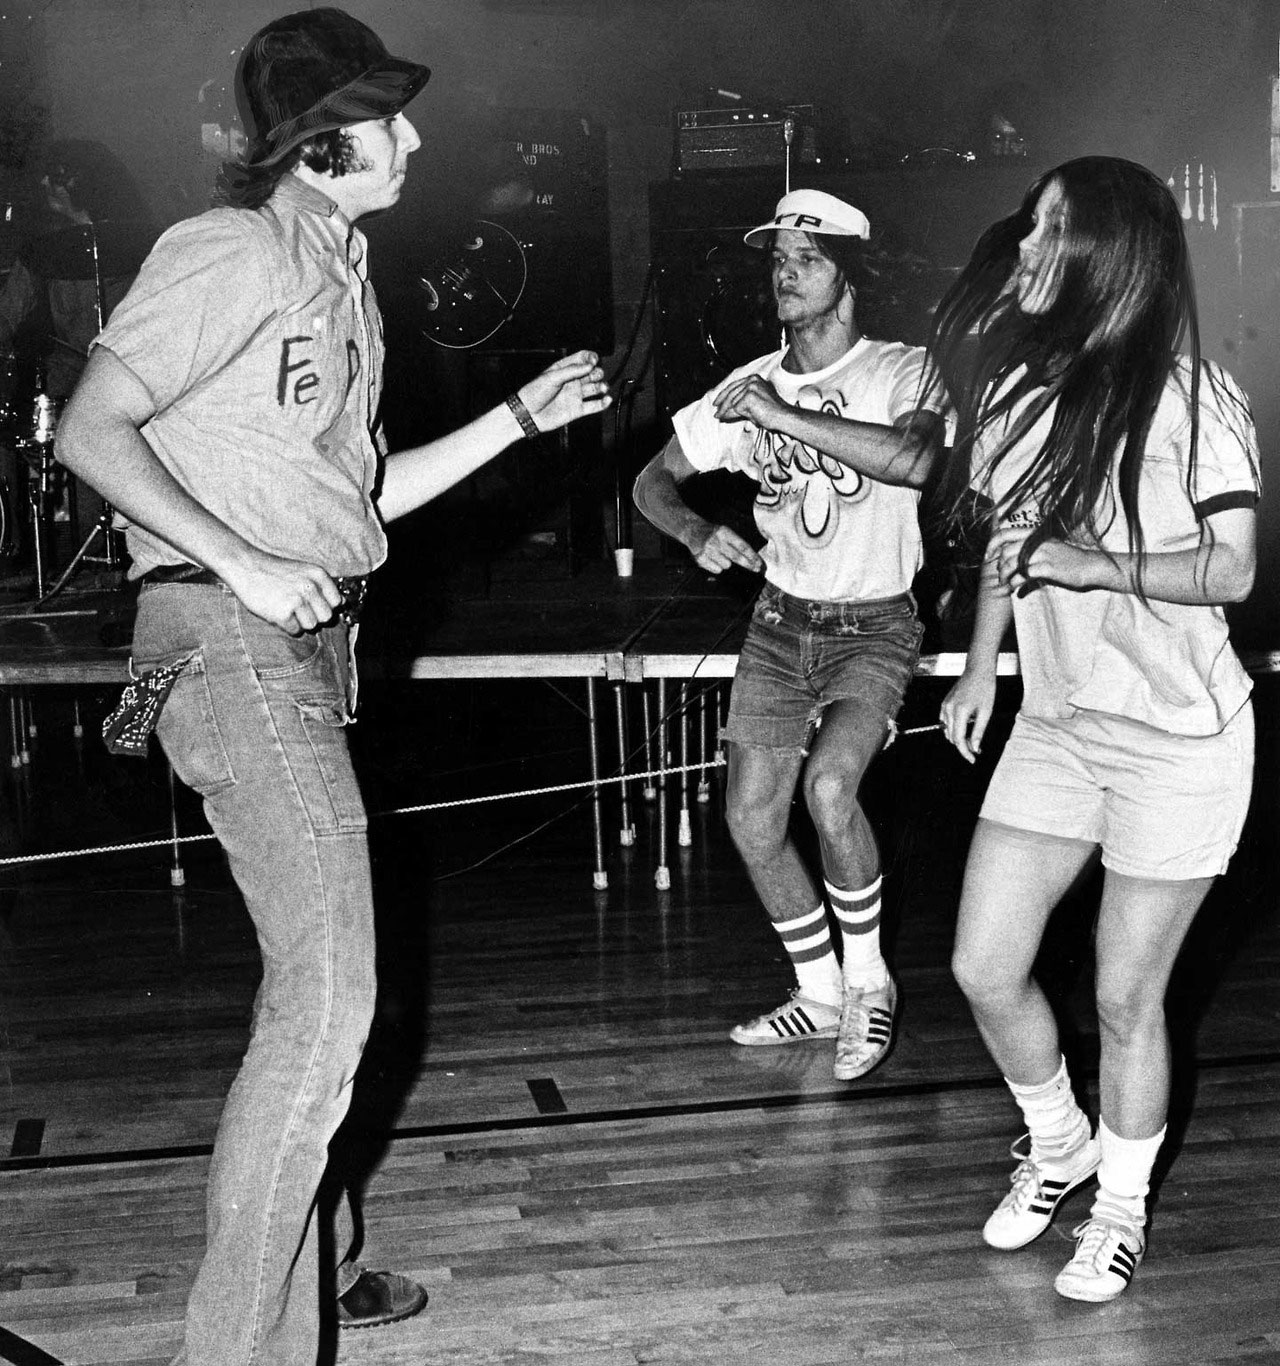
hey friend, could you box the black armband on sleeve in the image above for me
[1194,489,1259,520]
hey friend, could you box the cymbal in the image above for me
[23,219,156,281]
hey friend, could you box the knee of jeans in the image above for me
[262,916,375,1013]
[282,965,376,1082]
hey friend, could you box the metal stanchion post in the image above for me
[697,684,711,802]
[7,694,20,769]
[641,684,657,801]
[716,685,727,765]
[19,692,31,765]
[586,677,608,890]
[677,681,692,847]
[614,681,635,846]
[167,762,186,889]
[655,677,670,889]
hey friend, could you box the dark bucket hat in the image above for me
[240,7,430,168]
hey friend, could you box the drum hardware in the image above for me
[31,392,59,445]
[20,413,61,601]
[0,382,121,602]
[14,221,134,606]
[35,498,123,606]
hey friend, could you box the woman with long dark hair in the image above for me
[935,156,1259,1301]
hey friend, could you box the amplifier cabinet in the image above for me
[673,106,820,175]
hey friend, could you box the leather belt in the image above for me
[138,564,369,624]
[138,563,219,587]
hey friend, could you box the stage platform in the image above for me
[0,559,1022,888]
[0,558,1034,688]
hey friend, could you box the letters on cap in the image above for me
[743,189,872,247]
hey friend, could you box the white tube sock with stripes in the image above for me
[773,903,841,1006]
[828,875,889,991]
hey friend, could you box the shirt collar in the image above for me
[271,172,367,271]
[272,172,350,226]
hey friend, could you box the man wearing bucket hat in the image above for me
[635,187,948,1083]
[58,8,609,1363]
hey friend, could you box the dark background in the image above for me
[2,0,1278,632]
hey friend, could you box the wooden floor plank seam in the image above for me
[7,1047,1280,1177]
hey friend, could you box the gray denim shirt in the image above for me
[96,175,389,580]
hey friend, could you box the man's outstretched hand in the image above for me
[516,350,612,433]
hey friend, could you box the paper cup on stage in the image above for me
[614,547,634,578]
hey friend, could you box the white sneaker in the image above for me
[1054,1217,1145,1302]
[833,975,897,1081]
[729,990,841,1046]
[982,1133,1101,1250]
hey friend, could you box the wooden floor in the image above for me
[2,643,1280,1362]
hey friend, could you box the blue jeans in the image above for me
[725,583,923,752]
[133,582,375,1366]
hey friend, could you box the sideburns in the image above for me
[336,129,374,177]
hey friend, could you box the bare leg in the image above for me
[1093,870,1215,1138]
[725,741,845,1041]
[724,742,811,923]
[952,818,1098,1085]
[1051,872,1211,1302]
[799,698,889,890]
[958,820,1104,1252]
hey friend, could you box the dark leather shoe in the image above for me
[336,1269,428,1330]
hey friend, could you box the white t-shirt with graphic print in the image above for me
[672,338,944,603]
[973,359,1260,737]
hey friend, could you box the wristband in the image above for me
[506,392,540,440]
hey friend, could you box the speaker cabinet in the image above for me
[477,109,614,355]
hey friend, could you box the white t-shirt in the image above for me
[973,360,1260,736]
[672,338,945,602]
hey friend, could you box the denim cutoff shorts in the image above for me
[725,582,923,753]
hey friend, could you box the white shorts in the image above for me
[980,703,1255,881]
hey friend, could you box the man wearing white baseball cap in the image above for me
[635,186,949,1082]
[742,186,873,244]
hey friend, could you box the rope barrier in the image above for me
[0,758,729,869]
[0,718,954,871]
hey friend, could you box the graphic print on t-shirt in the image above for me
[750,387,872,550]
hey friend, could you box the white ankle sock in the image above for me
[1007,1057,1092,1166]
[1091,1119,1163,1230]
[773,904,841,1005]
[827,875,889,990]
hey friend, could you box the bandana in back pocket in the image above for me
[102,651,199,758]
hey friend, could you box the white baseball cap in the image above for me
[743,188,871,248]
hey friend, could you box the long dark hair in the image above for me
[216,128,365,210]
[930,155,1250,593]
